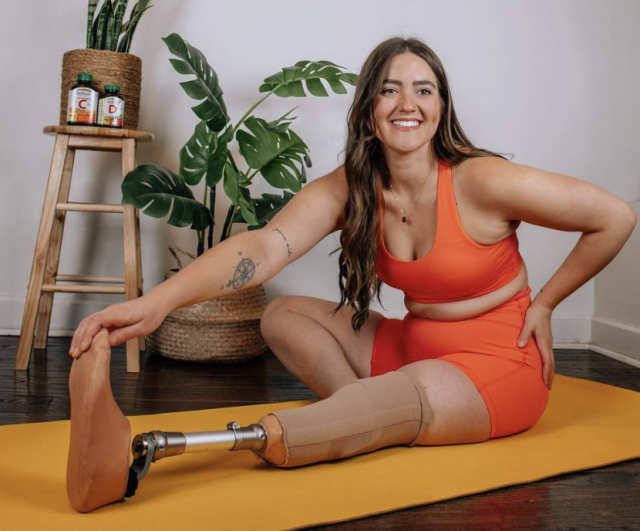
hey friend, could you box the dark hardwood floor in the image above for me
[1,337,639,530]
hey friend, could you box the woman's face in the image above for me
[373,52,441,158]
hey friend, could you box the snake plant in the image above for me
[121,33,358,256]
[86,0,153,52]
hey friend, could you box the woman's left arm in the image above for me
[471,157,637,389]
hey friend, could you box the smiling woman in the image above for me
[66,36,636,511]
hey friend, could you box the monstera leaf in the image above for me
[259,60,358,97]
[122,163,212,230]
[237,117,311,191]
[162,33,229,132]
[233,190,296,230]
[223,163,258,226]
[179,121,232,188]
[178,120,215,186]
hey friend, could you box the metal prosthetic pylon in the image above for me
[125,422,267,497]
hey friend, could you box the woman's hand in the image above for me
[517,301,555,390]
[69,293,169,359]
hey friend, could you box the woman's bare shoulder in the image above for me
[455,156,635,232]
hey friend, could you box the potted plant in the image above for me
[122,33,357,362]
[60,0,154,129]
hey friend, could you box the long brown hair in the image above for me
[335,36,508,331]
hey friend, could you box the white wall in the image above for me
[1,1,638,351]
[593,201,640,365]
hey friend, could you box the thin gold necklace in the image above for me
[388,166,434,225]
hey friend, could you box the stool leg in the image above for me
[16,135,71,370]
[135,208,145,352]
[34,147,76,349]
[122,139,141,372]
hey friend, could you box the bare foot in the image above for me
[66,329,131,512]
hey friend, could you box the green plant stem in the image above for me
[208,185,216,250]
[247,168,260,182]
[220,153,243,238]
[225,205,239,241]
[231,90,275,136]
[220,204,236,243]
[195,183,209,256]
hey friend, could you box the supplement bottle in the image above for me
[98,85,125,128]
[67,73,99,125]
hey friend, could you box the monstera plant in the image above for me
[122,33,358,256]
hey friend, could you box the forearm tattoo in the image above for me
[272,228,293,258]
[220,251,260,290]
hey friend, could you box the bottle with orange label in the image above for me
[98,85,125,128]
[67,73,99,125]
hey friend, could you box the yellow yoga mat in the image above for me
[2,374,640,531]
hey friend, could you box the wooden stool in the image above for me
[15,125,154,372]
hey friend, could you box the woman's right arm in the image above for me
[69,167,347,357]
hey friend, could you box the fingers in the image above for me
[69,299,156,359]
[69,303,133,358]
[70,317,106,359]
[106,323,145,347]
[544,350,555,391]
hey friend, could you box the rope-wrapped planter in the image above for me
[60,49,142,129]
[147,248,268,363]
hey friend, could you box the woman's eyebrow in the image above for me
[382,79,437,88]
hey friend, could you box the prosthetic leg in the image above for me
[67,331,432,512]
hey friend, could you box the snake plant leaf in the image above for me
[237,117,310,191]
[112,0,128,48]
[121,163,212,230]
[103,0,116,51]
[87,0,99,48]
[162,33,229,133]
[93,0,110,50]
[117,0,153,53]
[233,191,296,230]
[258,60,358,98]
[223,163,258,226]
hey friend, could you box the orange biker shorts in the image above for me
[371,287,549,439]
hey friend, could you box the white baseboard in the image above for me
[587,344,640,369]
[591,316,640,365]
[0,294,114,337]
[2,299,638,369]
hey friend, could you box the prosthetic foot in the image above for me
[66,328,268,513]
[67,329,132,513]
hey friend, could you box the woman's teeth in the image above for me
[392,120,420,128]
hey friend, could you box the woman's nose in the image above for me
[398,92,417,112]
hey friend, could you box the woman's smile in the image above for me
[390,119,422,131]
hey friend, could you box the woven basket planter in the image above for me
[147,269,269,363]
[60,49,142,129]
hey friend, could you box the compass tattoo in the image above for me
[273,228,293,258]
[220,252,260,290]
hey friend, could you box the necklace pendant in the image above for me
[402,216,407,223]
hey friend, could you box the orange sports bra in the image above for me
[376,160,523,304]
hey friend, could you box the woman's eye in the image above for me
[418,89,432,95]
[381,87,396,94]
